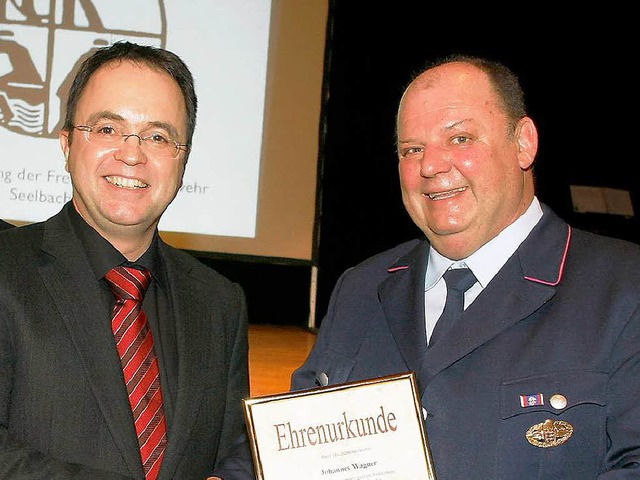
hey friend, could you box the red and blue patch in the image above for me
[520,393,544,408]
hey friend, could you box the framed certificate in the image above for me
[243,372,436,479]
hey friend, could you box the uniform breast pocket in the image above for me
[498,370,607,479]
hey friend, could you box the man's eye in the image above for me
[452,135,470,145]
[402,146,423,156]
[146,133,170,144]
[96,125,117,136]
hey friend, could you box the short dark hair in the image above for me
[63,41,197,149]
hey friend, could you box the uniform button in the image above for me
[422,408,427,420]
[550,394,567,410]
[317,372,329,387]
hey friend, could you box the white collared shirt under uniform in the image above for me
[424,197,544,344]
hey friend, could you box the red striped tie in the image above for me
[106,265,167,480]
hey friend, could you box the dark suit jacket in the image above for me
[292,205,640,479]
[0,219,14,231]
[0,205,251,479]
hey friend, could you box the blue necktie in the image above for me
[430,268,476,346]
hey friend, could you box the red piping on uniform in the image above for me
[524,226,571,286]
[388,265,410,272]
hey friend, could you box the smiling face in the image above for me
[396,62,538,259]
[59,60,188,258]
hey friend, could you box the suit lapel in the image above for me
[38,209,143,476]
[416,208,572,392]
[156,246,211,479]
[378,240,430,373]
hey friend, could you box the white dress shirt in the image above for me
[424,197,544,343]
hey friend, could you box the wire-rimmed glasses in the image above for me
[73,123,190,159]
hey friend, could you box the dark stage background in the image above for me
[201,3,637,329]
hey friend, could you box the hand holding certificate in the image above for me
[243,372,436,479]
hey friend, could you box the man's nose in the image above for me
[116,134,147,165]
[420,147,453,177]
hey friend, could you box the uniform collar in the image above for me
[426,197,544,290]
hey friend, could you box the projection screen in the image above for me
[0,0,327,262]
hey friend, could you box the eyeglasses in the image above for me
[73,124,190,159]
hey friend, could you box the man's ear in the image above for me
[60,130,70,172]
[515,116,538,170]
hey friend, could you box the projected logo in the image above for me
[0,0,166,138]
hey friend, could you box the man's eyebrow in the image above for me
[444,118,473,130]
[84,111,125,125]
[397,118,475,143]
[146,120,180,139]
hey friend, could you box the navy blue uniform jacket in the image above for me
[292,205,640,479]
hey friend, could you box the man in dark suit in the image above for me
[290,56,640,478]
[0,42,252,479]
[0,219,13,230]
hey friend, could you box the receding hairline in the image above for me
[396,61,494,129]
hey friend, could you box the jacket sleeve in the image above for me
[598,302,640,477]
[210,284,256,480]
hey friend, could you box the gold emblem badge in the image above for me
[526,419,573,448]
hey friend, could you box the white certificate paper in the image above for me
[243,372,436,480]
